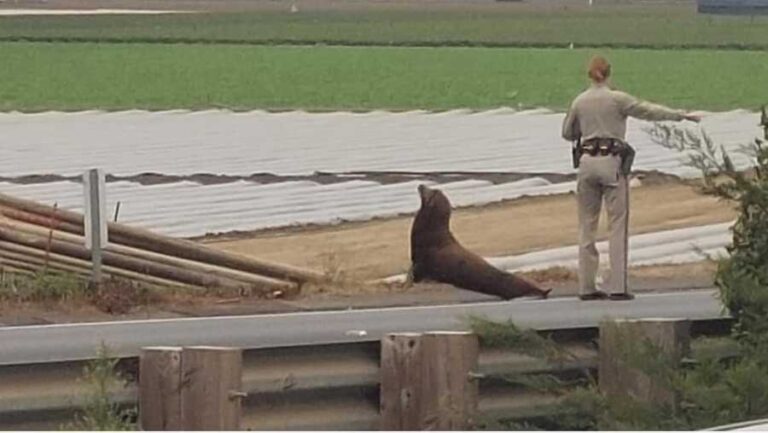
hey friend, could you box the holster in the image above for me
[616,141,636,176]
[572,138,582,169]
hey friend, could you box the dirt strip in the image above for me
[0,178,732,324]
[207,180,735,282]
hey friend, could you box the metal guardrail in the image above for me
[0,319,733,431]
[0,289,726,366]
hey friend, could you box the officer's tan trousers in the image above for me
[577,154,629,295]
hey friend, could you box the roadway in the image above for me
[0,288,725,365]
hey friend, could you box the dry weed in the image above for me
[302,246,410,296]
[521,266,578,284]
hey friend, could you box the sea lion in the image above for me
[410,184,551,300]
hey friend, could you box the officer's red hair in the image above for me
[588,56,611,82]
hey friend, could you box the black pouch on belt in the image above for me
[572,138,582,169]
[615,141,636,176]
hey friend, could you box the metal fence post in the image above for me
[83,168,107,286]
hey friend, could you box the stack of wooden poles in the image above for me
[0,193,326,296]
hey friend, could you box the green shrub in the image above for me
[0,269,90,303]
[64,344,136,431]
[651,106,768,341]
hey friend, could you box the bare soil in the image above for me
[208,180,735,280]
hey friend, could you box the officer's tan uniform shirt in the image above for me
[562,83,686,142]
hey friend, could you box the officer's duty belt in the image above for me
[580,138,620,156]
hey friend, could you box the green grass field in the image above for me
[1,5,768,49]
[1,42,765,112]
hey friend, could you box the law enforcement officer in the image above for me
[562,56,700,301]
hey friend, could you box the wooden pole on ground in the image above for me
[0,219,296,294]
[0,257,42,275]
[599,318,691,406]
[0,239,198,289]
[0,192,325,284]
[0,226,278,293]
[380,331,479,430]
[139,347,183,431]
[0,205,84,235]
[0,248,94,279]
[180,346,244,431]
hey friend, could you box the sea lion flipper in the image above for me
[410,263,426,283]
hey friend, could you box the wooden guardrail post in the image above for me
[380,331,479,430]
[421,331,480,430]
[140,346,244,431]
[139,347,183,430]
[181,346,244,431]
[599,318,691,406]
[380,332,423,430]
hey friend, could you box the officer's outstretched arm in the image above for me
[616,91,687,122]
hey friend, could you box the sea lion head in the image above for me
[417,184,452,228]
